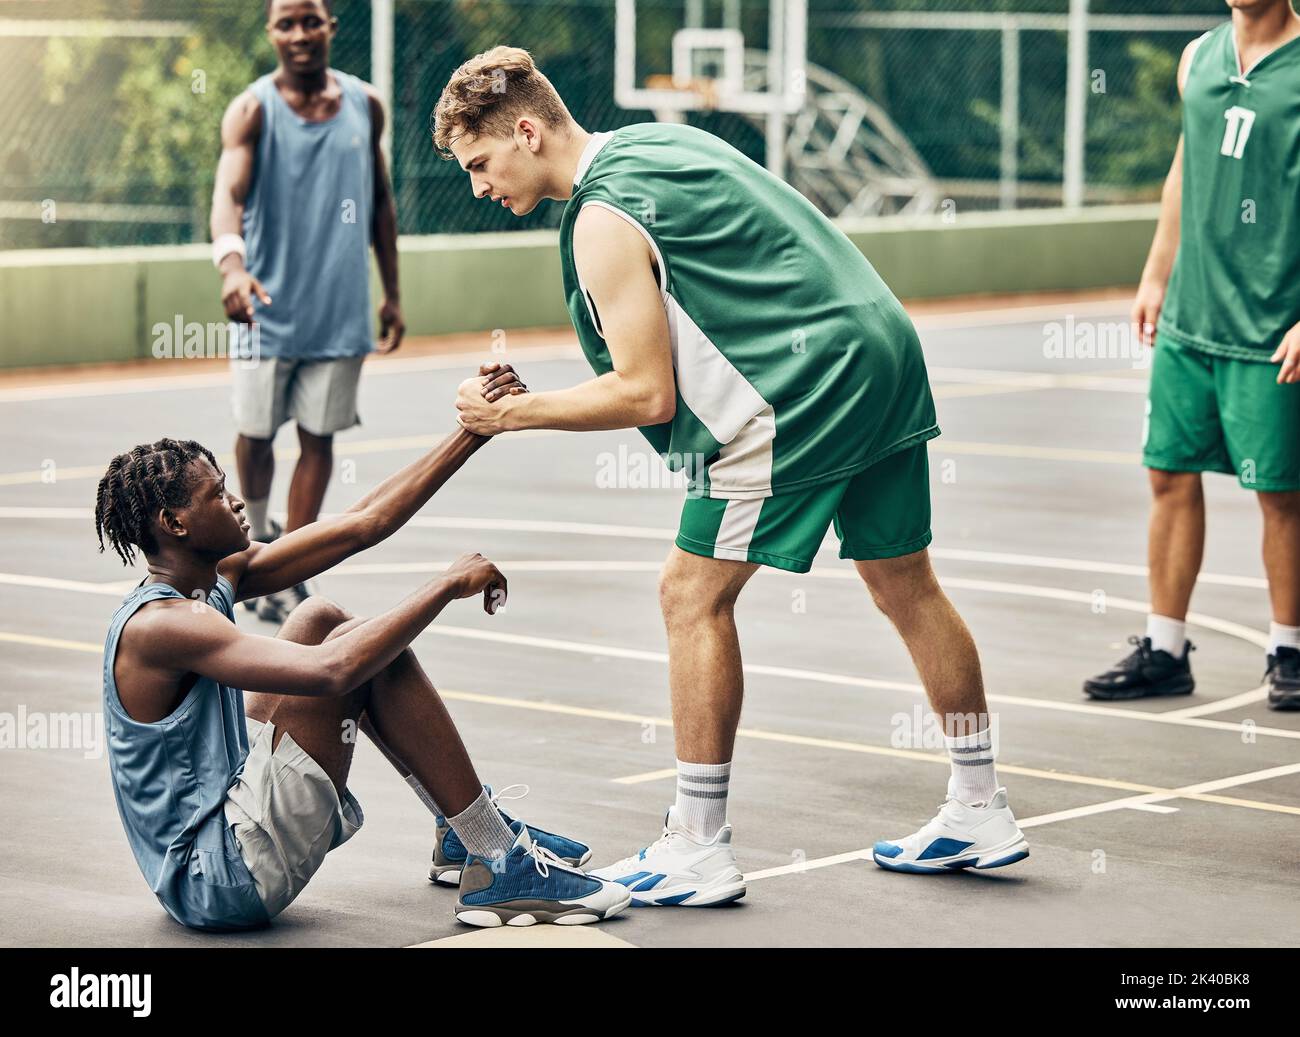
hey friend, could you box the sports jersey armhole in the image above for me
[1180,31,1212,93]
[576,199,671,304]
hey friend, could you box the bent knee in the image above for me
[280,595,354,643]
[856,551,939,615]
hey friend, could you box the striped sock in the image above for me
[675,759,731,840]
[945,728,998,807]
[447,788,515,861]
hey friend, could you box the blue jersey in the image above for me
[102,575,269,931]
[242,69,375,359]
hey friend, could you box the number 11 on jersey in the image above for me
[1221,106,1256,159]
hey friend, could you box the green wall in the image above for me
[0,206,1158,370]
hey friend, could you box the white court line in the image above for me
[0,296,1135,404]
[929,366,1148,394]
[0,343,583,404]
[1126,803,1180,814]
[743,760,1300,884]
[0,558,1281,729]
[612,768,679,785]
[1163,684,1269,719]
[0,508,1267,593]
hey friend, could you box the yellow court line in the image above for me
[0,435,1138,485]
[435,690,1300,816]
[0,631,101,654]
[0,430,563,487]
[3,632,1294,820]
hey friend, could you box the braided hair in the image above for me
[94,439,222,566]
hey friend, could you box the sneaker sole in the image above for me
[1268,690,1300,711]
[874,837,1029,874]
[430,849,591,888]
[624,878,747,908]
[455,892,630,928]
[1083,676,1194,701]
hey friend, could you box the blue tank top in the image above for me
[102,575,269,931]
[242,69,375,359]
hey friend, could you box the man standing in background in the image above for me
[211,0,404,621]
[1084,0,1300,708]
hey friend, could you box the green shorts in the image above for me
[675,442,933,573]
[1144,334,1300,491]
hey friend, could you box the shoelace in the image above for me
[628,824,681,865]
[526,841,570,879]
[1122,634,1152,667]
[490,783,530,809]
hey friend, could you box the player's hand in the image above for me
[441,552,507,614]
[1131,280,1164,349]
[377,297,405,354]
[479,361,528,402]
[1270,322,1300,384]
[456,376,516,436]
[221,269,271,324]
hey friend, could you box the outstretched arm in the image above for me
[134,555,504,707]
[454,205,676,435]
[220,367,520,601]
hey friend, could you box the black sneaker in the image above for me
[1265,646,1300,711]
[1083,635,1195,701]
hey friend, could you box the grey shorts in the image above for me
[231,355,366,440]
[223,717,364,919]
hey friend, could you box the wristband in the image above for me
[213,234,246,269]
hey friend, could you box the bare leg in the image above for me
[235,434,275,503]
[1148,469,1206,620]
[286,426,334,532]
[1259,490,1300,626]
[854,549,985,736]
[245,597,484,816]
[658,547,759,763]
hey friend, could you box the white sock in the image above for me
[447,788,515,860]
[1268,622,1300,656]
[945,728,998,807]
[675,759,730,840]
[404,774,443,818]
[244,496,273,539]
[1146,614,1187,657]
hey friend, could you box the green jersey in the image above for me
[1159,22,1300,362]
[558,122,938,500]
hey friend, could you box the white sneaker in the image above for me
[873,787,1029,873]
[590,806,747,907]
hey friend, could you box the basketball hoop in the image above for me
[645,74,721,112]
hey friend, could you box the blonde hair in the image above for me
[431,46,572,157]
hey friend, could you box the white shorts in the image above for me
[223,717,364,919]
[231,355,366,440]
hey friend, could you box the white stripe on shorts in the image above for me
[712,498,763,562]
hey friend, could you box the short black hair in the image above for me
[265,0,334,19]
[94,438,221,566]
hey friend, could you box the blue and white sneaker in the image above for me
[455,827,631,927]
[590,806,747,907]
[873,788,1029,873]
[429,784,591,887]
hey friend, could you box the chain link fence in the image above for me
[0,0,1238,249]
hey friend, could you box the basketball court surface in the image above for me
[2,291,1297,948]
